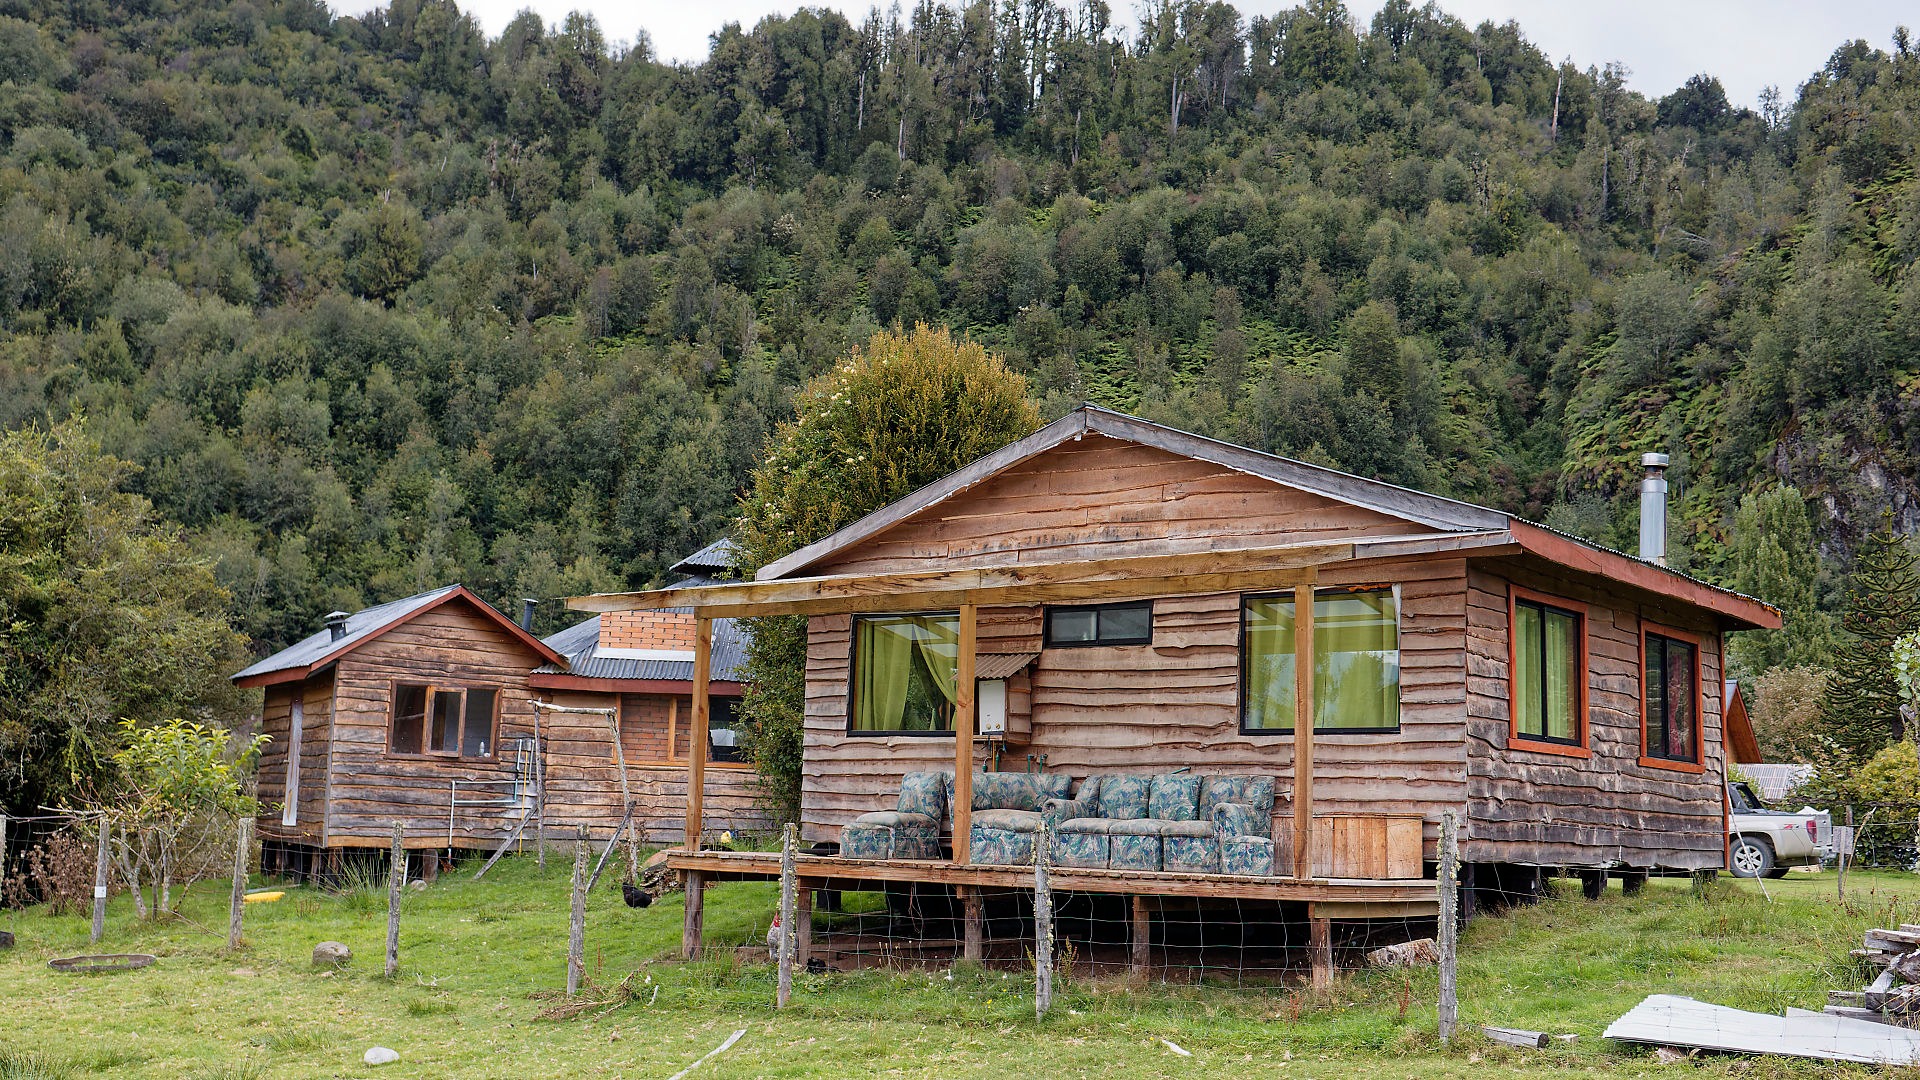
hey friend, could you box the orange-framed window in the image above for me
[1640,622,1705,772]
[1507,585,1589,756]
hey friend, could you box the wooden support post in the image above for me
[531,703,545,870]
[795,877,813,969]
[90,815,110,944]
[1581,869,1606,900]
[682,869,705,960]
[1841,805,1852,902]
[1309,914,1332,991]
[1130,895,1150,980]
[954,604,977,865]
[686,617,712,852]
[1459,863,1476,922]
[386,821,404,978]
[1291,577,1316,879]
[961,886,983,963]
[1620,869,1647,896]
[568,824,589,996]
[1034,821,1053,1019]
[777,823,796,1008]
[423,851,438,883]
[228,816,251,950]
[1437,810,1459,1042]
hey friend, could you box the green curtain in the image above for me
[1513,602,1544,737]
[1543,608,1577,741]
[1243,591,1399,731]
[854,614,958,731]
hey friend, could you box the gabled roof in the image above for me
[669,537,741,580]
[532,614,748,686]
[758,404,1506,581]
[751,404,1781,632]
[231,585,567,688]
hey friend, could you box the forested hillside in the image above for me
[1,0,1916,666]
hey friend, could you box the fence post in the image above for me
[90,815,110,944]
[228,817,252,950]
[568,824,589,996]
[386,821,404,978]
[1437,808,1459,1044]
[777,823,797,1008]
[1841,806,1852,902]
[1034,819,1053,1020]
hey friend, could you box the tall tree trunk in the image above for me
[1169,73,1180,137]
[1551,68,1563,143]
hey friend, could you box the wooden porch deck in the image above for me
[669,849,1438,985]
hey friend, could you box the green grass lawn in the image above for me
[1,859,1914,1078]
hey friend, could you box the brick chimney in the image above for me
[598,609,698,658]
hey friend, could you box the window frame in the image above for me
[1505,584,1592,758]
[1237,584,1403,736]
[1042,600,1155,648]
[387,680,499,761]
[1639,621,1707,773]
[845,610,963,737]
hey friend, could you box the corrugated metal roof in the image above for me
[669,537,740,578]
[536,615,748,683]
[232,585,463,681]
[976,653,1038,680]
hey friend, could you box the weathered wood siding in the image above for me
[538,689,772,845]
[1463,558,1725,870]
[325,601,547,848]
[801,557,1471,852]
[807,434,1430,575]
[255,674,333,847]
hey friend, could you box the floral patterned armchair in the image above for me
[841,771,951,860]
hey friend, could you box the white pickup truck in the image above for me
[1727,780,1833,878]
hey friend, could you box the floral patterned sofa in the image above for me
[1044,774,1278,875]
[965,771,1075,866]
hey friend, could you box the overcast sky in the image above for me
[388,1,1911,110]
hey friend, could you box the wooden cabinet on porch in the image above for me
[1277,814,1425,880]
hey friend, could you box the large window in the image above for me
[1044,601,1153,646]
[1511,592,1585,749]
[709,697,746,763]
[850,613,959,734]
[1242,588,1400,733]
[390,683,496,758]
[1643,629,1700,766]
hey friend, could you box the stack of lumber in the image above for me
[1832,926,1920,1026]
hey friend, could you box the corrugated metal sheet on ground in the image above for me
[1604,994,1920,1065]
[537,615,748,683]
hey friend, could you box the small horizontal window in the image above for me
[1044,601,1153,647]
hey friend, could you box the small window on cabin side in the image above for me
[1644,632,1699,763]
[1241,589,1399,733]
[391,684,427,754]
[850,612,959,733]
[390,683,496,758]
[1512,598,1583,746]
[1044,601,1153,647]
[709,696,746,763]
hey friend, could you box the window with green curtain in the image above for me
[1644,632,1698,762]
[851,613,960,733]
[1513,598,1582,745]
[1241,589,1399,733]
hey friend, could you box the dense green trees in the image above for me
[0,0,1915,776]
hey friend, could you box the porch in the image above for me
[667,847,1438,986]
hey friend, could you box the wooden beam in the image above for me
[1292,576,1316,880]
[954,604,977,865]
[686,617,711,852]
[570,540,1356,616]
[1130,895,1150,979]
[1309,915,1332,990]
[960,886,983,962]
[1507,520,1781,629]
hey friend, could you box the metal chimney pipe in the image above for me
[520,598,538,631]
[1638,453,1669,566]
[325,611,350,641]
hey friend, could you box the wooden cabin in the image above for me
[529,541,771,845]
[574,405,1781,973]
[234,570,771,877]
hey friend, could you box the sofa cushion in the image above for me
[1200,775,1276,818]
[896,771,950,821]
[971,772,1072,813]
[1163,834,1220,874]
[1149,774,1203,821]
[854,810,938,830]
[1222,835,1275,877]
[969,823,1036,866]
[972,808,1044,833]
[1052,828,1109,869]
[1158,819,1214,839]
[1107,818,1171,837]
[1109,832,1161,872]
[1095,774,1151,820]
[1055,817,1112,835]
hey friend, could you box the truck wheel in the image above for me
[1729,836,1775,878]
